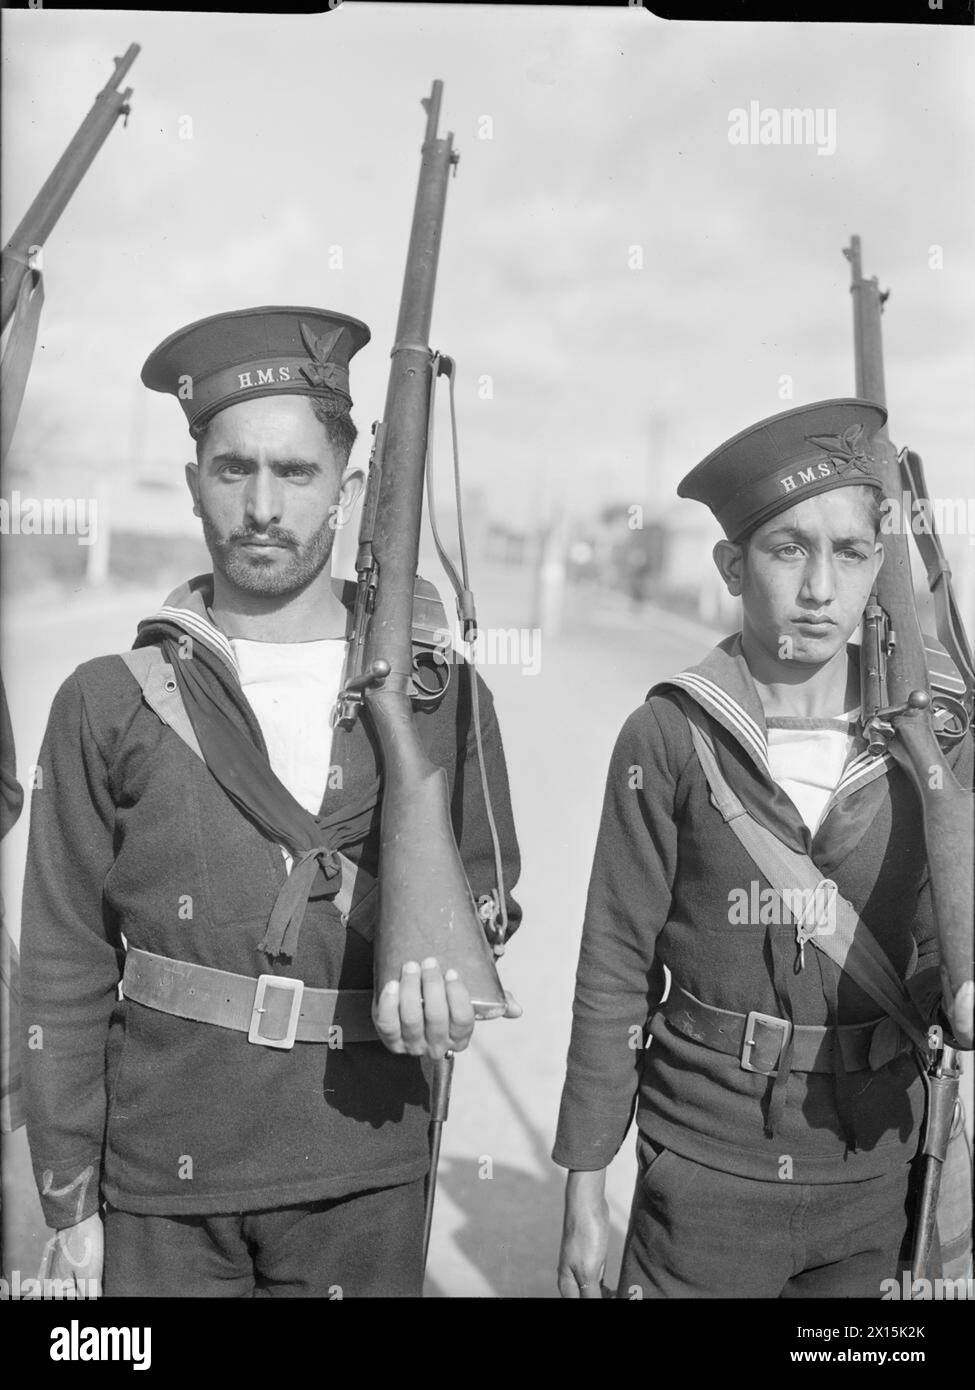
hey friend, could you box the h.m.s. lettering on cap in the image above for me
[140,306,371,432]
[677,399,887,542]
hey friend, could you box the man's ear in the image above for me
[713,538,745,597]
[870,538,884,584]
[336,464,365,519]
[185,461,201,518]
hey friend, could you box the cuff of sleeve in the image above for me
[552,1113,632,1171]
[34,1158,101,1230]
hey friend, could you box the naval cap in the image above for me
[141,305,371,432]
[678,398,887,542]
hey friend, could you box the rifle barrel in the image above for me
[1,43,140,330]
[844,235,888,408]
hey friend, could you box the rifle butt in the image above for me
[369,693,506,1019]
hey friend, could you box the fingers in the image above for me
[502,989,523,1020]
[373,979,406,1052]
[49,1221,103,1296]
[444,968,475,1052]
[949,980,973,1050]
[419,958,449,1058]
[373,961,475,1057]
[557,1264,603,1299]
[397,960,425,1052]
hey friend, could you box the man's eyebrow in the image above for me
[207,451,322,470]
[761,525,873,546]
[761,525,809,542]
[208,450,252,467]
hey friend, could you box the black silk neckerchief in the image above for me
[142,624,381,963]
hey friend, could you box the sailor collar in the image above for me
[135,572,449,685]
[654,632,894,819]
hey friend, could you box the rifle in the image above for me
[0,44,140,1136]
[1,43,140,460]
[336,82,507,1020]
[845,235,974,1048]
[844,235,974,1281]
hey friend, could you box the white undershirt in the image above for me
[229,638,348,818]
[765,708,860,834]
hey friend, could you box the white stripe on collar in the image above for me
[670,671,771,773]
[152,605,239,673]
[832,746,893,795]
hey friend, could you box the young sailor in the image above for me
[554,399,970,1298]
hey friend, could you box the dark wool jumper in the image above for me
[20,579,521,1229]
[554,636,970,1184]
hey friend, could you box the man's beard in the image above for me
[200,507,337,597]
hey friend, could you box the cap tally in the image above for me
[141,305,371,432]
[678,398,888,542]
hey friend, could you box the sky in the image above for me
[2,5,974,595]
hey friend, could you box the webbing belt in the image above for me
[654,984,911,1078]
[122,948,377,1049]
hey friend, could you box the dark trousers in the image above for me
[618,1134,914,1299]
[103,1178,427,1298]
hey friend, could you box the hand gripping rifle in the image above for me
[844,236,974,1279]
[1,44,140,462]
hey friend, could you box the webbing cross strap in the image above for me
[118,647,375,938]
[672,690,931,1052]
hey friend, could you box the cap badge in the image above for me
[299,321,347,391]
[805,424,874,477]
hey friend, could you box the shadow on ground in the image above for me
[425,1050,627,1298]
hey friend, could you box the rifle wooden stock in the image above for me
[910,1043,963,1281]
[1,44,140,331]
[845,236,974,1046]
[358,83,506,1019]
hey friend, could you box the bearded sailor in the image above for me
[19,306,522,1298]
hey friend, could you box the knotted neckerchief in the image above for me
[138,622,381,963]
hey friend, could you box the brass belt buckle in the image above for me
[248,974,304,1049]
[741,1010,792,1077]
